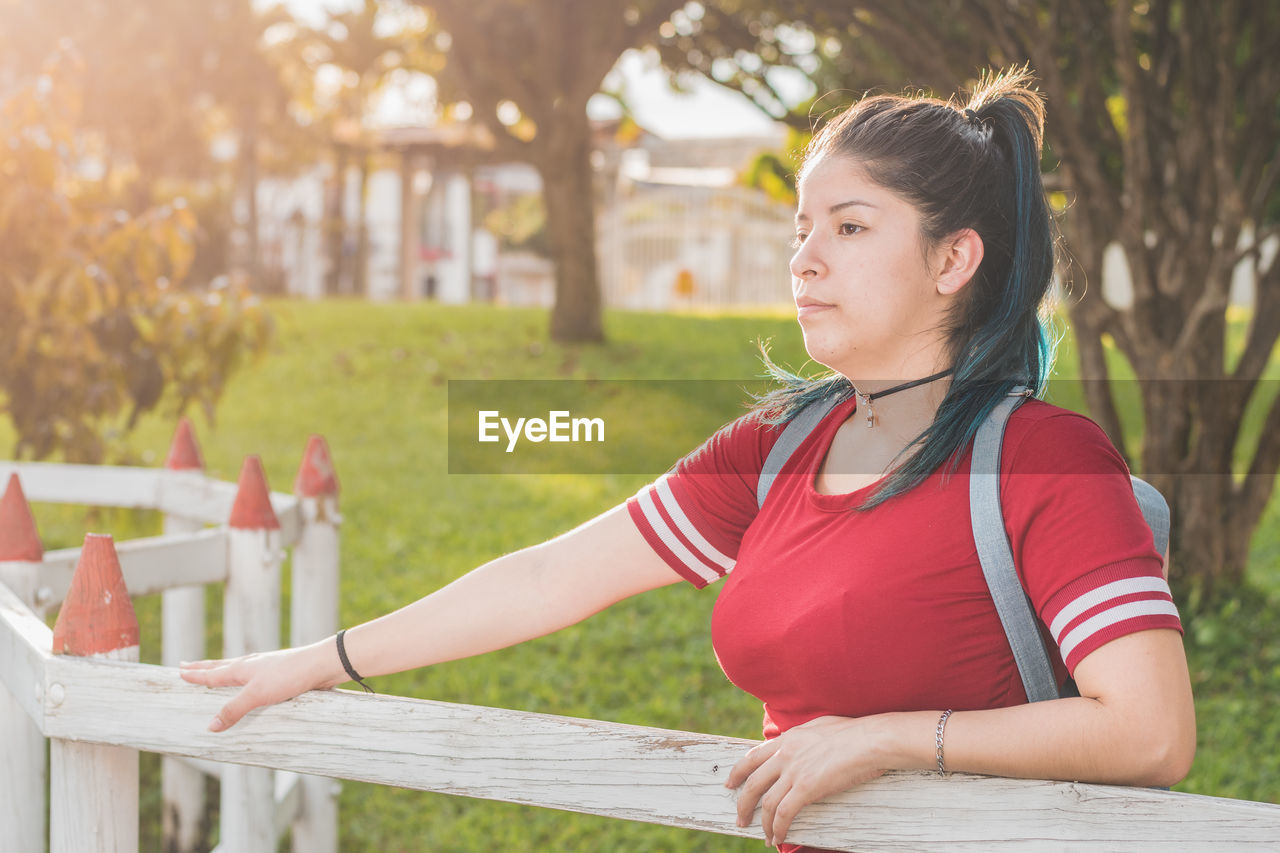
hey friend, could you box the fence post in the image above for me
[49,534,140,853]
[0,474,48,853]
[161,419,209,853]
[221,455,282,853]
[290,436,341,853]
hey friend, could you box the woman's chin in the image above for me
[798,337,843,373]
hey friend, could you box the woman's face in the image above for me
[789,154,951,380]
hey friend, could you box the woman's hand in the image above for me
[179,639,344,732]
[726,715,899,848]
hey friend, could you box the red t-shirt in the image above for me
[627,396,1181,851]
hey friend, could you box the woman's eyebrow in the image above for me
[794,199,879,223]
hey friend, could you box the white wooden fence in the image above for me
[1,425,1279,852]
[0,422,340,853]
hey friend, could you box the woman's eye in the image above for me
[789,233,808,249]
[839,222,864,235]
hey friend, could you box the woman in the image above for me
[181,68,1195,851]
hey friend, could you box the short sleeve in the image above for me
[1002,410,1182,674]
[627,410,780,588]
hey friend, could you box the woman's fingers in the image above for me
[182,646,334,731]
[733,751,783,829]
[177,659,221,670]
[726,738,778,790]
[727,717,887,846]
[178,658,249,687]
[209,686,263,732]
[766,783,809,847]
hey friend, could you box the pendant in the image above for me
[856,391,875,428]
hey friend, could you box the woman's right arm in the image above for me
[180,502,680,730]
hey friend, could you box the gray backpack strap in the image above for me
[757,395,843,509]
[971,388,1062,703]
[1131,476,1170,558]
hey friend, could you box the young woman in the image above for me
[181,68,1195,852]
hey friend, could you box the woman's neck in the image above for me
[841,348,954,434]
[848,378,951,437]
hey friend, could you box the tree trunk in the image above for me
[239,110,261,287]
[536,122,605,343]
[1059,224,1130,459]
[1174,476,1249,597]
[355,148,371,299]
[325,144,350,297]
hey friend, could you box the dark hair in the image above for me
[755,66,1059,508]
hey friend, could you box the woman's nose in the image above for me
[789,239,823,279]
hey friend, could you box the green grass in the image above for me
[8,300,1280,849]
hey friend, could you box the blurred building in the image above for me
[595,128,794,311]
[254,118,796,309]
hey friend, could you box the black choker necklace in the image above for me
[853,368,954,428]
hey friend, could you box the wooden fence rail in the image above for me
[4,576,1280,850]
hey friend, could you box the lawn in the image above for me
[12,299,1280,850]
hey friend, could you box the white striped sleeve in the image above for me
[626,474,739,588]
[1041,565,1183,672]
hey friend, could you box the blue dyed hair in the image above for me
[754,66,1059,508]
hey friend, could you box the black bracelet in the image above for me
[335,629,375,693]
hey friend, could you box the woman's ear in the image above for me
[934,228,985,296]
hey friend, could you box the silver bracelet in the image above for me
[935,709,953,776]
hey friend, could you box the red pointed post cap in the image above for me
[229,455,281,530]
[0,474,43,563]
[52,534,139,656]
[294,435,339,497]
[165,417,205,471]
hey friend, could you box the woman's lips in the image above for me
[796,302,835,317]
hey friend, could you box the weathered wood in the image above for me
[208,772,303,853]
[0,462,163,509]
[290,493,341,853]
[0,579,51,726]
[175,753,223,779]
[38,527,228,605]
[275,771,304,840]
[223,528,282,660]
[0,462,304,544]
[162,512,208,853]
[223,467,284,853]
[0,559,46,853]
[1,680,45,853]
[289,497,339,648]
[222,762,275,852]
[49,535,141,853]
[158,471,304,545]
[51,736,139,853]
[0,558,43,613]
[39,658,1280,851]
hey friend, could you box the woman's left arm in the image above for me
[727,628,1195,848]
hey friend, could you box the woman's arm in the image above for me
[727,628,1195,847]
[180,503,681,731]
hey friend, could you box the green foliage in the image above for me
[740,126,809,205]
[482,192,550,256]
[1181,586,1280,801]
[0,57,273,462]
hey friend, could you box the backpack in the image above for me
[755,387,1171,703]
